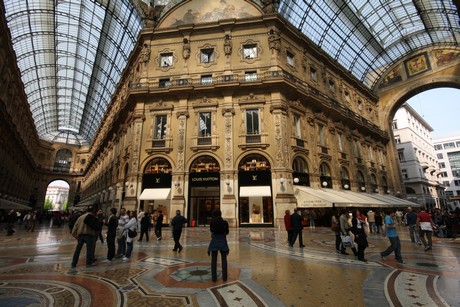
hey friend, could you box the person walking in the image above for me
[155,210,164,240]
[405,207,421,245]
[367,210,375,234]
[284,209,293,244]
[380,211,405,264]
[417,207,434,251]
[171,210,187,252]
[375,212,383,234]
[138,212,150,242]
[96,209,105,244]
[331,210,342,253]
[289,208,305,248]
[103,207,118,263]
[351,209,369,262]
[70,208,98,268]
[207,209,229,282]
[339,209,358,256]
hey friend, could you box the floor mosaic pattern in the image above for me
[0,224,458,306]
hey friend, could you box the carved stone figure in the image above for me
[182,38,190,60]
[224,34,232,56]
[268,29,281,52]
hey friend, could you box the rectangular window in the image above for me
[338,133,343,151]
[318,124,326,146]
[440,171,448,178]
[294,114,301,138]
[243,44,257,59]
[200,48,215,63]
[439,162,446,168]
[354,140,361,157]
[392,120,398,130]
[160,53,173,67]
[437,153,443,159]
[444,142,455,149]
[456,141,460,147]
[310,66,317,81]
[454,180,460,186]
[398,151,405,162]
[154,115,167,139]
[245,71,258,81]
[287,51,294,66]
[198,112,211,137]
[402,169,408,179]
[246,109,259,135]
[200,75,213,85]
[159,78,171,88]
[394,136,401,144]
[328,80,335,93]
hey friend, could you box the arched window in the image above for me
[357,170,366,192]
[340,167,351,190]
[370,173,378,192]
[54,148,72,173]
[190,155,220,173]
[381,176,389,193]
[239,154,270,171]
[145,158,172,174]
[293,157,310,186]
[320,162,332,188]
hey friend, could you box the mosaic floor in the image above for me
[0,224,459,307]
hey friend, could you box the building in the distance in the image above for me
[433,133,460,210]
[45,185,69,211]
[392,103,446,209]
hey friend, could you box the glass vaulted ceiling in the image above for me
[279,0,460,87]
[3,0,142,145]
[3,1,460,146]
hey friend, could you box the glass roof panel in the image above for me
[4,0,142,145]
[3,0,459,145]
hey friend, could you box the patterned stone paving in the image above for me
[0,224,458,306]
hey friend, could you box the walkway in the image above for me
[0,224,458,306]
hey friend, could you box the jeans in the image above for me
[125,241,133,258]
[381,236,403,262]
[211,250,228,281]
[117,237,126,256]
[368,222,375,234]
[71,234,95,266]
[408,225,421,243]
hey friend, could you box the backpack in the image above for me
[84,214,102,231]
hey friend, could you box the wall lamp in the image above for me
[343,184,349,189]
[293,178,299,184]
[322,181,328,187]
[361,186,366,191]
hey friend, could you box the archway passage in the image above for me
[44,180,70,212]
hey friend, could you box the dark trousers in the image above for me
[98,231,104,243]
[381,236,403,261]
[173,231,182,250]
[290,229,303,246]
[155,225,162,238]
[287,229,293,243]
[106,235,116,260]
[139,228,149,241]
[335,233,344,251]
[211,250,228,281]
[72,234,95,266]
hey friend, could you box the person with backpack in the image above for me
[70,207,100,268]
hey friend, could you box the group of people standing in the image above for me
[70,206,230,283]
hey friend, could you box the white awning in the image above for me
[294,186,420,208]
[0,199,32,210]
[294,186,356,207]
[139,188,171,200]
[240,186,272,197]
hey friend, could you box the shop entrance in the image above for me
[189,190,220,226]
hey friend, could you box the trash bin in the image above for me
[191,220,196,227]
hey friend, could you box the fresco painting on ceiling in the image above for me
[159,0,261,28]
[404,52,431,78]
[432,50,460,67]
[379,65,402,88]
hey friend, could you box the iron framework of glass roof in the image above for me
[3,0,142,145]
[2,0,459,146]
[279,0,460,87]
